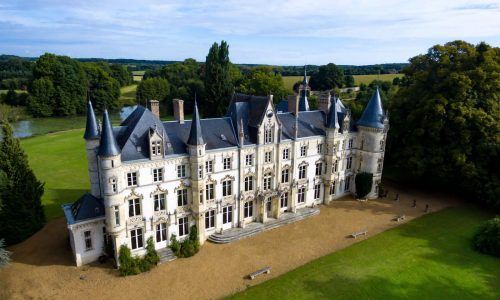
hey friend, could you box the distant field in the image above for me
[282,76,307,92]
[119,84,137,106]
[282,74,403,91]
[0,89,28,95]
[132,70,145,82]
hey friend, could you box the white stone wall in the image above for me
[68,218,105,266]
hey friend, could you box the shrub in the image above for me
[118,245,140,276]
[169,234,181,256]
[355,172,373,198]
[171,226,200,258]
[472,217,500,257]
[0,239,11,268]
[144,237,159,266]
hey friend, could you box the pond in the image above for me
[6,106,137,139]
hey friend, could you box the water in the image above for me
[6,106,137,139]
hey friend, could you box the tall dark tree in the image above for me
[83,63,121,112]
[309,63,345,90]
[204,41,233,117]
[109,64,133,87]
[136,78,170,111]
[388,41,500,208]
[0,123,45,245]
[27,78,56,117]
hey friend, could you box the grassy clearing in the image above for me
[231,206,500,299]
[119,84,138,106]
[282,76,306,92]
[354,74,403,85]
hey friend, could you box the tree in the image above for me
[27,78,56,117]
[0,239,10,268]
[83,63,121,112]
[388,41,500,208]
[109,64,132,87]
[0,123,45,245]
[309,63,345,90]
[136,78,170,111]
[204,41,234,117]
[345,75,355,87]
[472,217,500,257]
[239,66,287,101]
[355,172,373,198]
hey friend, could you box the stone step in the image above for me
[157,247,176,263]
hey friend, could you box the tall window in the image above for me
[263,173,272,190]
[299,165,307,179]
[198,165,203,179]
[114,206,120,226]
[154,193,166,211]
[245,154,253,166]
[178,217,189,236]
[205,183,214,200]
[223,157,232,170]
[280,192,288,208]
[361,139,364,150]
[346,156,353,170]
[222,180,232,197]
[317,143,323,154]
[281,168,289,183]
[153,168,163,182]
[298,187,305,203]
[127,172,137,186]
[177,165,186,178]
[128,198,141,217]
[130,228,143,250]
[264,127,273,143]
[300,145,307,157]
[205,209,215,229]
[84,230,92,251]
[111,178,117,193]
[314,184,321,199]
[177,189,188,206]
[333,160,338,172]
[156,223,167,242]
[348,139,353,149]
[380,140,385,151]
[152,140,162,156]
[264,151,272,163]
[205,160,213,173]
[223,206,232,224]
[282,148,289,160]
[315,162,323,176]
[330,181,336,195]
[244,201,253,218]
[377,158,383,172]
[244,176,253,191]
[344,176,351,191]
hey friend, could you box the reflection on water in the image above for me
[6,106,137,139]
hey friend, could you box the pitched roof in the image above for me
[357,88,385,129]
[326,97,340,129]
[83,101,99,140]
[97,109,121,157]
[62,193,104,225]
[277,111,326,140]
[187,101,204,145]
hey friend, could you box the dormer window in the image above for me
[151,140,162,156]
[264,127,273,143]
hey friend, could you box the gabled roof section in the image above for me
[97,109,120,157]
[187,101,205,145]
[62,193,104,225]
[358,88,385,129]
[228,93,270,128]
[83,101,99,140]
[277,111,326,140]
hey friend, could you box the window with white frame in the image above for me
[223,206,232,224]
[299,165,307,179]
[300,145,307,157]
[245,154,253,166]
[345,176,351,191]
[346,156,353,170]
[177,189,188,206]
[314,184,321,199]
[223,157,232,170]
[84,230,92,251]
[264,150,272,163]
[348,139,353,149]
[317,143,323,154]
[244,176,253,191]
[156,223,167,242]
[263,173,272,190]
[151,140,162,156]
[178,216,189,236]
[127,172,137,187]
[264,127,273,143]
[177,165,186,178]
[198,165,203,179]
[330,181,336,195]
[281,168,289,183]
[153,168,163,182]
[282,148,289,160]
[205,183,214,201]
[205,209,215,229]
[114,205,120,226]
[333,160,338,172]
[222,179,232,197]
[154,193,166,211]
[315,162,323,176]
[244,201,253,218]
[205,160,213,173]
[128,198,141,217]
[130,228,143,250]
[110,178,117,193]
[280,192,288,208]
[298,187,305,203]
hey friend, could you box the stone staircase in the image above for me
[157,247,176,263]
[208,206,320,244]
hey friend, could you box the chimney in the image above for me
[172,99,184,124]
[149,100,160,119]
[318,91,332,114]
[288,94,299,116]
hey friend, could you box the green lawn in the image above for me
[353,74,403,85]
[119,84,138,106]
[231,206,500,299]
[283,76,307,92]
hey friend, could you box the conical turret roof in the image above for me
[187,100,205,145]
[326,96,340,129]
[357,88,385,129]
[97,109,120,156]
[83,101,99,140]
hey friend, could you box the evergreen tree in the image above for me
[0,239,10,268]
[0,123,45,245]
[204,41,233,117]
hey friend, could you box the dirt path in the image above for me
[0,183,459,300]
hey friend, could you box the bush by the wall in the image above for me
[169,225,200,258]
[472,217,500,257]
[143,237,160,266]
[355,172,373,199]
[118,237,160,276]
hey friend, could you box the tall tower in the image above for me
[356,88,389,198]
[323,96,340,204]
[186,100,207,243]
[83,101,101,198]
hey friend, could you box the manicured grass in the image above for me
[354,74,403,85]
[119,84,138,106]
[231,206,500,299]
[282,76,306,92]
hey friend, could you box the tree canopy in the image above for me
[136,77,170,111]
[309,63,346,90]
[236,66,287,101]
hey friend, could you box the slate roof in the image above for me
[277,111,327,140]
[187,101,204,145]
[275,100,288,112]
[326,97,340,129]
[83,101,99,140]
[357,88,385,129]
[62,193,104,225]
[98,109,121,157]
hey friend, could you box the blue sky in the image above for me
[0,0,499,65]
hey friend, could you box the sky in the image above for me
[0,0,499,65]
